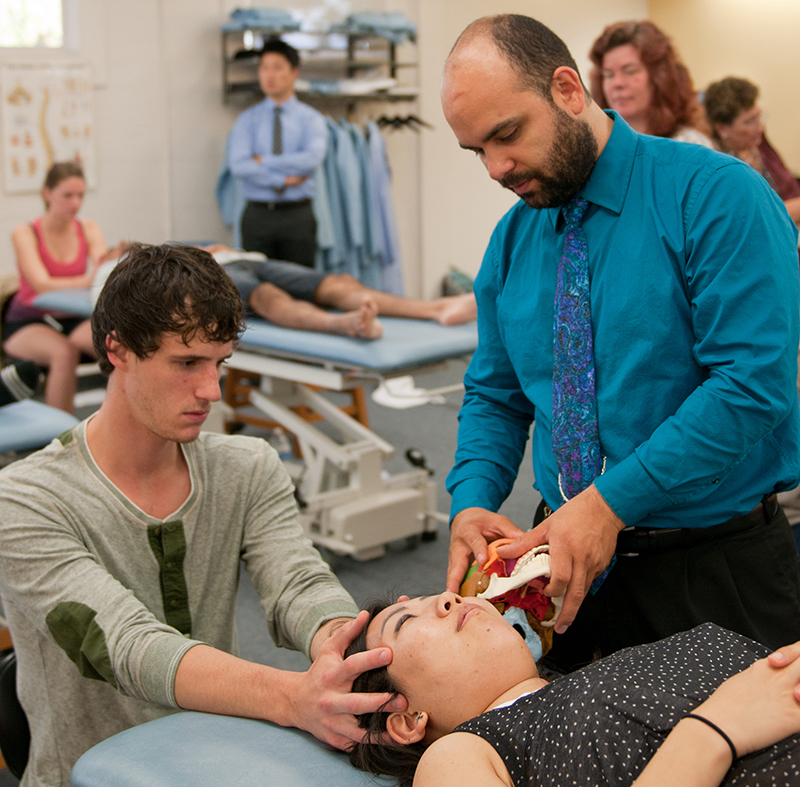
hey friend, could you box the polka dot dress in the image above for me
[454,624,800,786]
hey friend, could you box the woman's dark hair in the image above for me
[589,20,698,137]
[42,160,84,207]
[703,77,759,142]
[92,242,245,375]
[346,598,427,787]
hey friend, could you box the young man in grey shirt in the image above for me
[0,243,402,786]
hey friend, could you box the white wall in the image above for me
[0,0,234,272]
[0,0,649,293]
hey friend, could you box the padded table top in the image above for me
[239,316,477,373]
[71,711,388,787]
[35,290,478,373]
[0,399,78,453]
[34,288,93,318]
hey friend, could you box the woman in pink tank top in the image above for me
[4,161,109,413]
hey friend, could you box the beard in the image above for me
[500,108,599,209]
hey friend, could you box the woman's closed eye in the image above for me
[395,613,415,634]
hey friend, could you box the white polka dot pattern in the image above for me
[454,624,800,786]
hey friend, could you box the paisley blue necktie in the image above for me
[551,198,613,593]
[552,197,602,500]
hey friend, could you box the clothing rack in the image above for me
[375,113,434,131]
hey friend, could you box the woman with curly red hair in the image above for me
[589,20,712,146]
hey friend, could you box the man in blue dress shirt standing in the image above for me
[229,39,327,268]
[441,14,800,672]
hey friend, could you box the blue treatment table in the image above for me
[71,711,389,787]
[35,288,478,559]
[0,399,78,453]
[33,288,93,318]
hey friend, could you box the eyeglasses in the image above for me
[736,108,766,130]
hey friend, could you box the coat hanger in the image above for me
[375,114,434,131]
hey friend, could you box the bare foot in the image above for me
[435,293,477,326]
[329,296,383,339]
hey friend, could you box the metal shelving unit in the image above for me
[221,28,418,106]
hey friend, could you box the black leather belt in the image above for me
[615,494,779,556]
[249,199,311,211]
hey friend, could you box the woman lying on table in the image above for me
[3,161,110,413]
[346,591,800,787]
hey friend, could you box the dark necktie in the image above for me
[272,105,285,195]
[272,105,282,155]
[551,197,602,502]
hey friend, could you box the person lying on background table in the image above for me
[91,243,477,340]
[0,242,404,787]
[212,245,477,339]
[346,591,800,787]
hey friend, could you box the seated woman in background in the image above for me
[589,20,713,147]
[703,76,800,226]
[346,592,800,787]
[3,161,109,413]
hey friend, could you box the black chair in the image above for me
[0,649,29,779]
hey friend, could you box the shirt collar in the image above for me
[581,110,636,215]
[544,110,638,229]
[263,94,298,112]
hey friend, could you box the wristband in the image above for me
[683,713,738,763]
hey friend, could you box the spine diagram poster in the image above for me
[1,62,95,193]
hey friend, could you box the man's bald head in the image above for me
[445,14,589,104]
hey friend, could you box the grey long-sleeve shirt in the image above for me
[0,423,358,786]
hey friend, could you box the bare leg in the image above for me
[68,319,97,358]
[249,282,383,339]
[3,323,83,413]
[314,274,477,325]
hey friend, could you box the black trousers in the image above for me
[240,200,317,269]
[539,498,800,674]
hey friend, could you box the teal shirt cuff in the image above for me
[594,453,673,527]
[449,476,507,521]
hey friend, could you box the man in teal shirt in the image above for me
[442,14,800,672]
